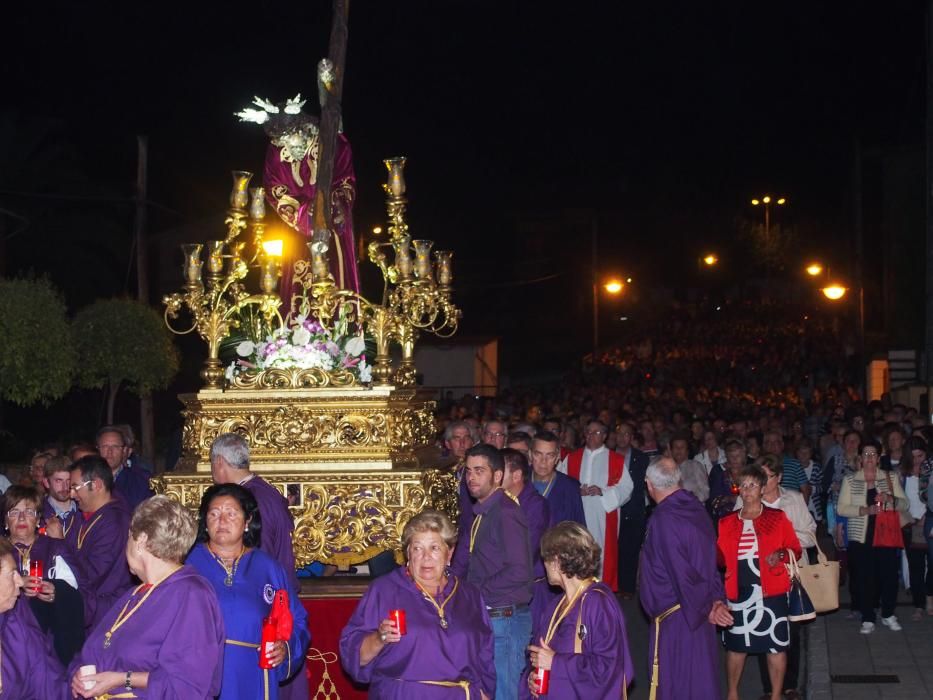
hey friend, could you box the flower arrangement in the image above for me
[225,311,371,384]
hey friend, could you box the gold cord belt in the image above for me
[414,679,472,698]
[649,603,682,700]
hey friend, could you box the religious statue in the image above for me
[236,91,359,295]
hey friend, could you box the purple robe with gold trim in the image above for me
[521,581,634,700]
[70,565,225,699]
[638,489,723,700]
[66,498,133,631]
[0,597,69,700]
[339,567,495,698]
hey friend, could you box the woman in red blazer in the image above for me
[717,464,801,700]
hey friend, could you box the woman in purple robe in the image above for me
[69,495,225,699]
[523,521,634,700]
[0,537,70,699]
[3,485,84,664]
[340,509,496,699]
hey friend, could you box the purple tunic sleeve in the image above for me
[548,585,634,695]
[2,598,69,700]
[244,478,299,591]
[69,500,133,629]
[640,491,724,631]
[339,569,494,697]
[71,567,225,699]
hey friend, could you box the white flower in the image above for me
[236,340,256,357]
[358,358,372,383]
[292,327,312,346]
[344,335,366,357]
[225,363,236,381]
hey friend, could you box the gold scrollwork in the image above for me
[229,367,359,389]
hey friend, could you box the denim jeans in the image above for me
[489,606,532,700]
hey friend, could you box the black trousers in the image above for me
[905,546,933,608]
[617,514,646,594]
[848,541,899,622]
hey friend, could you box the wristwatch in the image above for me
[125,671,132,691]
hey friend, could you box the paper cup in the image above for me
[79,664,97,691]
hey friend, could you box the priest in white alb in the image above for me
[558,420,633,591]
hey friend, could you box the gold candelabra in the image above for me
[291,156,460,387]
[163,172,284,389]
[164,157,459,390]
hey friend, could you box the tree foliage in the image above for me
[72,299,179,420]
[0,276,75,406]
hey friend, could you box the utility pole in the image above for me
[926,0,933,388]
[135,135,155,464]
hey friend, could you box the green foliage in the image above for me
[0,277,75,406]
[72,298,179,396]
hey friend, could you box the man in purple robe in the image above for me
[210,432,308,699]
[96,425,154,512]
[502,447,554,627]
[529,431,586,527]
[48,455,133,631]
[639,457,733,700]
[463,444,534,700]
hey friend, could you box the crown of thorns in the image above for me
[235,95,318,139]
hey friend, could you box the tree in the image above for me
[72,298,179,423]
[0,276,74,406]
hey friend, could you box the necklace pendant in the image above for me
[224,574,233,587]
[439,616,448,630]
[103,635,112,649]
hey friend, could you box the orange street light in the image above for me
[821,284,847,301]
[261,239,284,257]
[805,262,823,277]
[373,226,383,235]
[703,254,718,266]
[604,280,624,294]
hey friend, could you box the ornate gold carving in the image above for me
[229,367,358,389]
[152,468,458,567]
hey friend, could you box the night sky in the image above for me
[0,1,928,391]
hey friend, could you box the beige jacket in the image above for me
[837,469,908,544]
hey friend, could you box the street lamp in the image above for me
[805,262,823,277]
[593,276,625,358]
[702,253,718,266]
[750,194,787,240]
[821,283,847,301]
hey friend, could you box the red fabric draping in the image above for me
[302,597,367,700]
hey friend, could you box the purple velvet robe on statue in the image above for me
[638,489,724,700]
[339,567,496,698]
[66,498,133,631]
[264,134,358,294]
[70,565,225,699]
[0,597,69,700]
[521,581,634,700]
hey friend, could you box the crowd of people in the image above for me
[3,302,931,700]
[0,429,309,700]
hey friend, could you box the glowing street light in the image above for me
[821,284,847,301]
[703,254,718,266]
[604,279,624,294]
[372,226,383,235]
[750,194,787,240]
[805,262,823,277]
